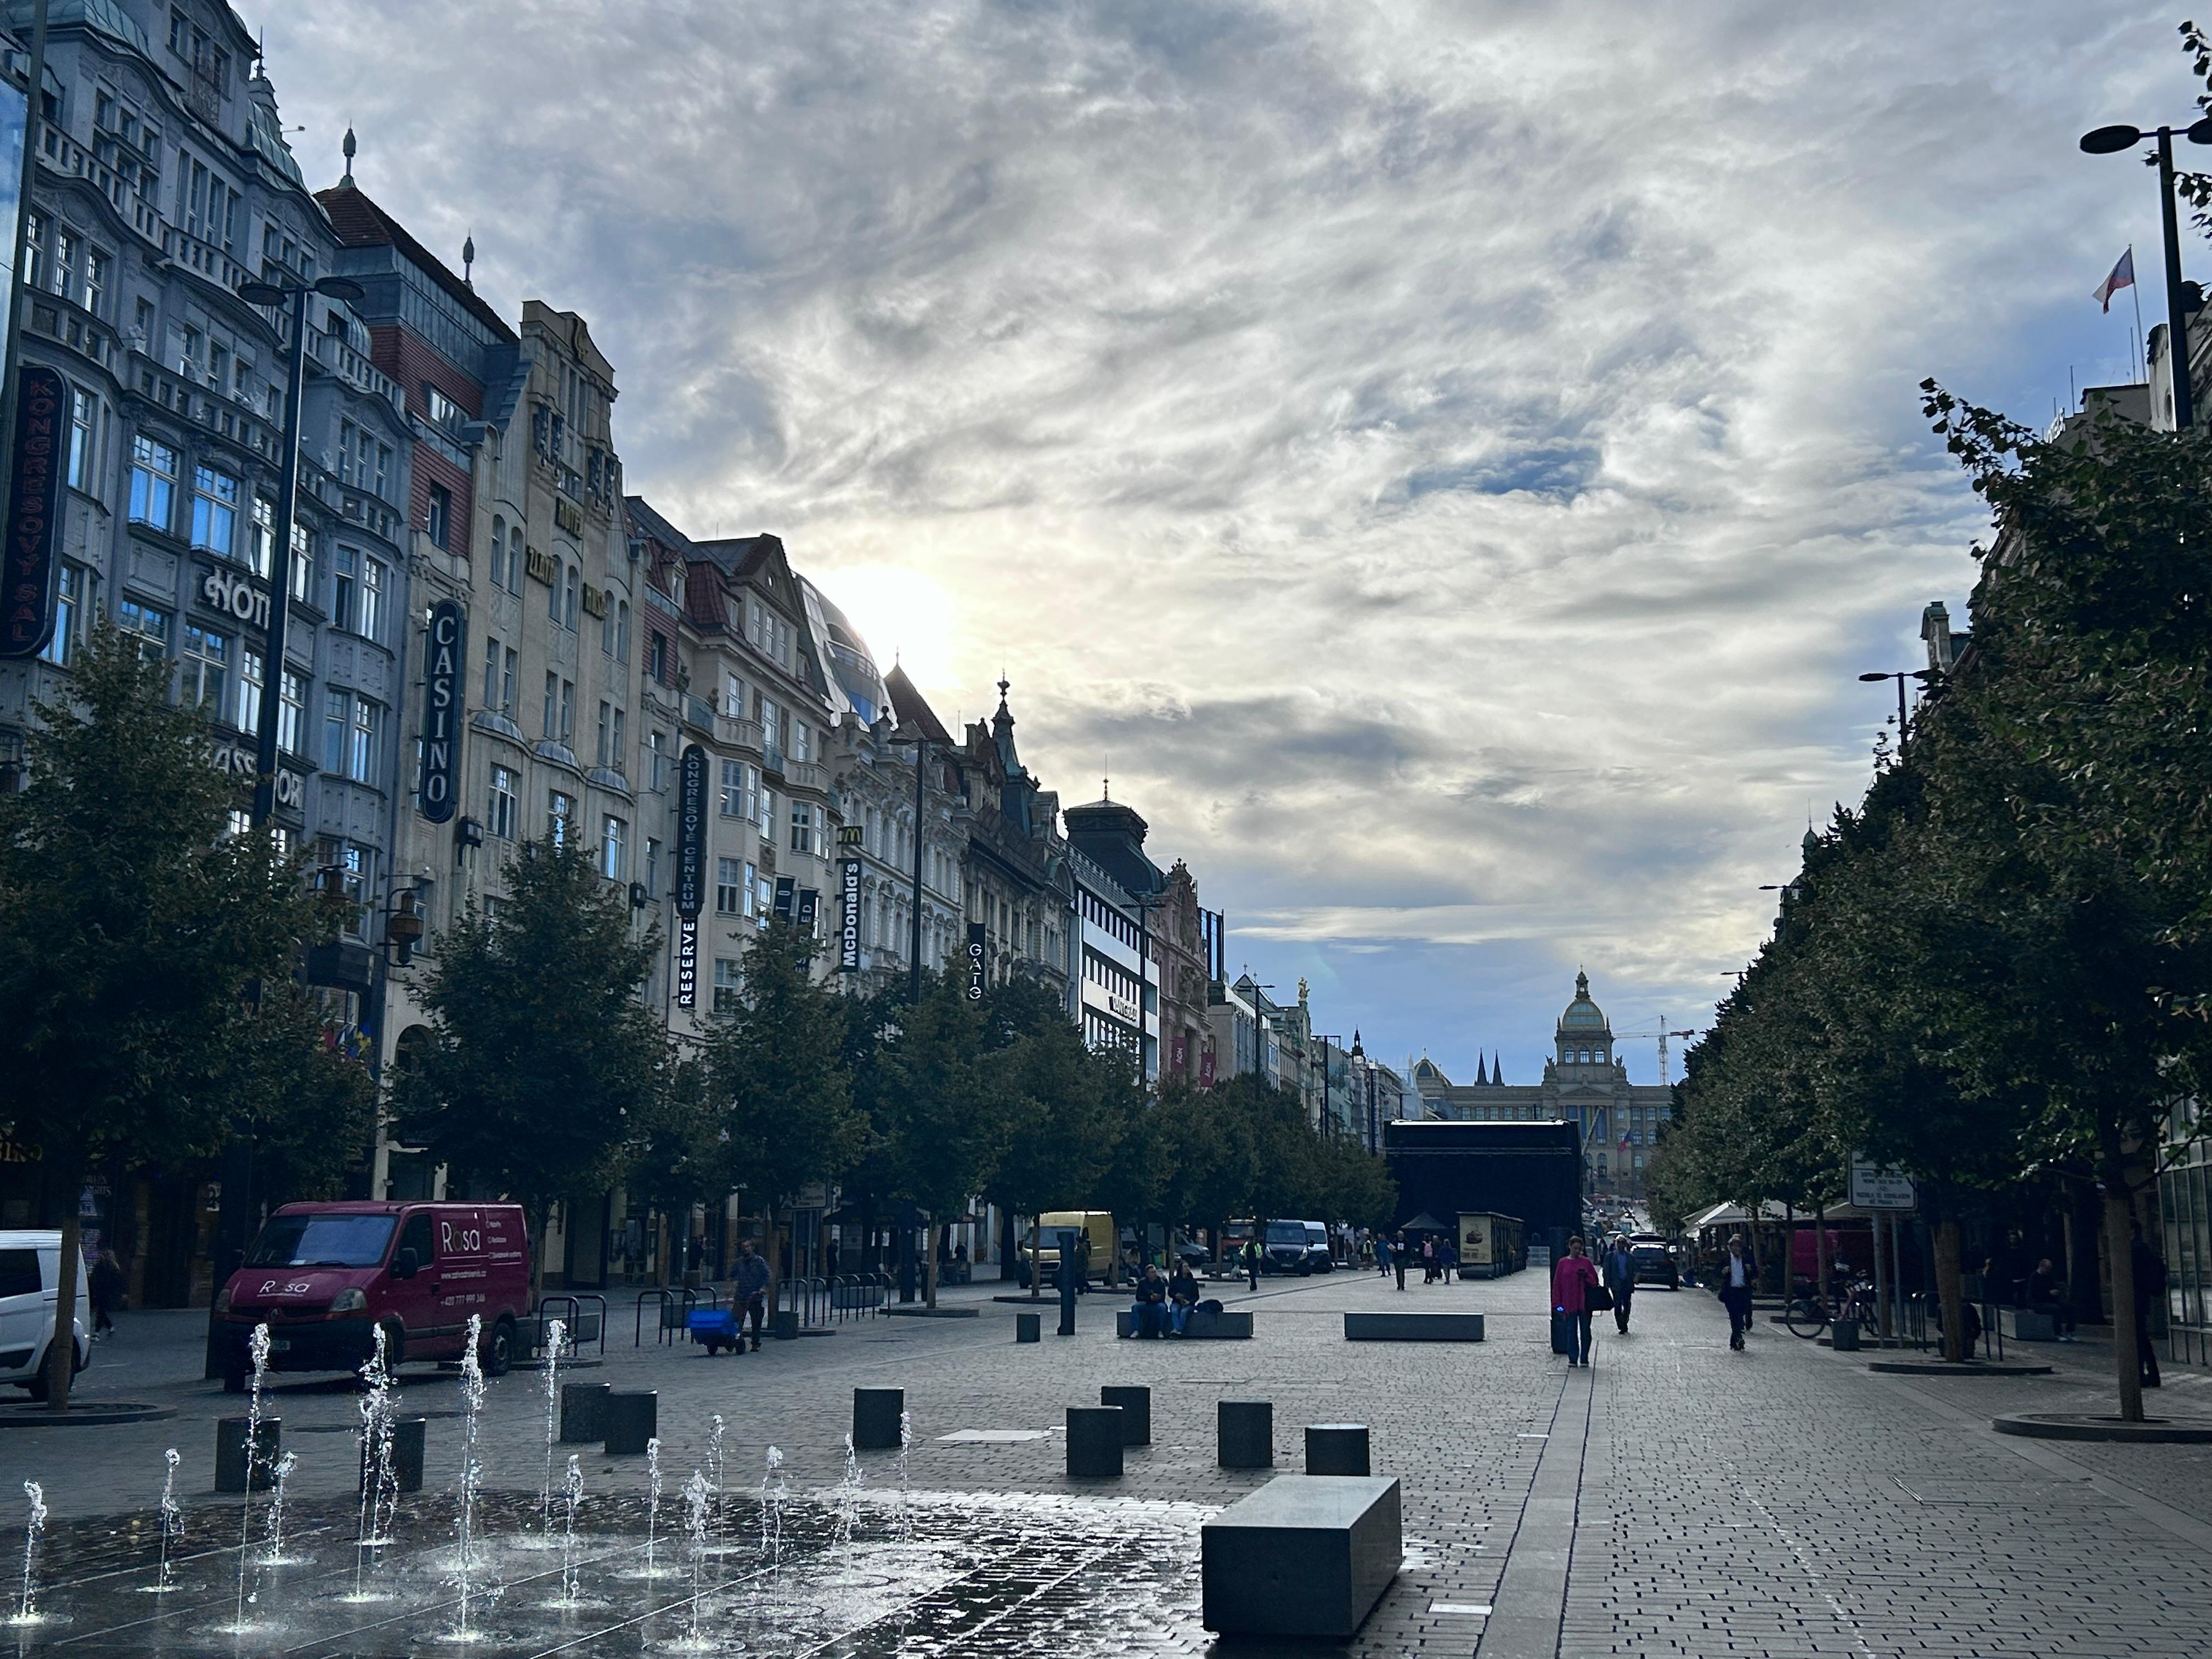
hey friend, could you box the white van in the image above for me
[0,1232,92,1400]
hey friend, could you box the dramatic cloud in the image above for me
[261,1,2188,1082]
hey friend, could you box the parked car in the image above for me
[210,1202,530,1390]
[1628,1240,1679,1289]
[0,1232,91,1400]
[1262,1220,1334,1275]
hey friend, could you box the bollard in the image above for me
[1100,1385,1151,1446]
[1217,1400,1273,1469]
[853,1387,905,1450]
[215,1416,281,1493]
[560,1381,611,1443]
[360,1416,427,1493]
[773,1307,800,1341]
[1832,1319,1861,1352]
[604,1390,659,1455]
[1015,1312,1041,1344]
[1066,1406,1125,1477]
[1306,1423,1370,1476]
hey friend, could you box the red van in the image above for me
[211,1201,530,1389]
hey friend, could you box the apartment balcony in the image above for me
[716,714,764,754]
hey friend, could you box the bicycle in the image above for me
[1782,1276,1876,1339]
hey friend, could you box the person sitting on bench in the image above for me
[1167,1262,1201,1334]
[1128,1263,1169,1338]
[2027,1257,2078,1341]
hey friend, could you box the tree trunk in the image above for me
[2102,1178,2145,1424]
[2067,1177,2103,1332]
[43,1210,83,1413]
[1933,1217,1968,1364]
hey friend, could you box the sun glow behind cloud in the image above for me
[257,0,2193,1082]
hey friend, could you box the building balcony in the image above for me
[716,714,764,754]
[782,759,828,794]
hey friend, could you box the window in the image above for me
[127,435,178,529]
[426,386,466,429]
[37,566,82,667]
[179,622,227,710]
[600,815,625,880]
[793,721,811,764]
[616,600,629,663]
[289,522,313,602]
[489,516,506,585]
[724,672,746,720]
[747,862,765,922]
[425,483,450,549]
[278,669,305,754]
[719,758,745,817]
[247,496,273,578]
[330,547,357,631]
[322,686,348,775]
[648,729,669,792]
[500,645,518,713]
[235,647,262,735]
[716,857,743,916]
[543,672,558,738]
[483,636,502,708]
[790,800,817,856]
[357,556,385,639]
[487,765,517,840]
[507,526,523,592]
[612,708,625,774]
[713,958,743,1014]
[596,699,612,767]
[116,595,168,662]
[644,837,662,896]
[560,679,574,743]
[548,789,575,847]
[563,566,578,631]
[548,557,562,622]
[189,464,238,554]
[67,389,95,493]
[757,780,775,841]
[647,630,669,684]
[760,698,780,754]
[82,247,109,316]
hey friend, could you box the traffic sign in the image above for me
[1849,1155,1916,1211]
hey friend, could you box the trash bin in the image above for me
[605,1390,658,1455]
[1832,1319,1861,1352]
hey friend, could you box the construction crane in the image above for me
[1617,1018,1700,1087]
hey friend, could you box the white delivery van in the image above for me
[0,1232,92,1399]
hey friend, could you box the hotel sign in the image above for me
[0,366,69,659]
[200,563,270,629]
[416,599,465,823]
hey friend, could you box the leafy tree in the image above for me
[696,920,864,1283]
[0,627,351,1408]
[393,839,668,1296]
[982,981,1121,1295]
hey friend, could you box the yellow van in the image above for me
[1017,1211,1116,1288]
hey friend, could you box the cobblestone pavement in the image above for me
[0,1269,2207,1655]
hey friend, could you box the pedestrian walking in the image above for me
[2131,1223,2166,1389]
[1392,1231,1409,1291]
[1441,1235,1459,1282]
[1716,1232,1753,1351]
[88,1248,123,1339]
[733,1239,770,1352]
[1244,1239,1260,1291]
[1551,1236,1600,1367]
[1601,1234,1634,1334]
[1420,1234,1438,1284]
[1375,1231,1391,1278]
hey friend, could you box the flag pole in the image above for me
[2131,247,2147,382]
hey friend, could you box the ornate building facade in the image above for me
[1412,972,1670,1201]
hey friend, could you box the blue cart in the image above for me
[687,1307,741,1356]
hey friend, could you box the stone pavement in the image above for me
[1,1267,2208,1655]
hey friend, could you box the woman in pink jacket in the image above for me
[1551,1237,1601,1367]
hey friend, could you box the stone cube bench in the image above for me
[2001,1308,2059,1341]
[1343,1311,1485,1342]
[1201,1474,1401,1637]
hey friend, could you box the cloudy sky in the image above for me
[264,1,2191,1086]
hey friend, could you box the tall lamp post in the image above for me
[1857,668,1934,758]
[236,274,365,828]
[2081,117,2212,428]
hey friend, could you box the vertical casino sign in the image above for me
[415,600,465,822]
[674,743,708,1009]
[0,366,71,660]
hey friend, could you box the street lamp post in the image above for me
[2080,117,2212,428]
[236,274,365,828]
[1314,1032,1344,1138]
[1857,668,1934,757]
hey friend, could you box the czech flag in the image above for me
[2095,246,2135,313]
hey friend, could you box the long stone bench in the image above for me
[1344,1311,1485,1342]
[1201,1474,1401,1637]
[1115,1308,1253,1339]
[2001,1307,2059,1341]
